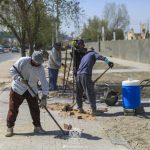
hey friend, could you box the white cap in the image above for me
[32,51,44,64]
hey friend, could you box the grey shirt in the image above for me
[10,57,49,97]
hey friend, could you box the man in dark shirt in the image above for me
[76,48,114,115]
[72,39,87,76]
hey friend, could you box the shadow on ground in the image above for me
[14,130,102,140]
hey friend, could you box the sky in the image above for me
[62,0,150,36]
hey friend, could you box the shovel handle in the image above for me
[93,67,110,84]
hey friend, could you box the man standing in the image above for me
[72,39,87,76]
[76,48,114,115]
[48,42,62,91]
[6,51,49,137]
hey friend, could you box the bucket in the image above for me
[122,79,141,109]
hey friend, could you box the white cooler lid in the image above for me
[122,78,140,86]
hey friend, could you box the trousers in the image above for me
[7,89,41,128]
[76,74,96,110]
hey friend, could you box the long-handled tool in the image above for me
[64,56,73,92]
[63,48,68,89]
[93,67,110,84]
[13,65,66,135]
[62,67,111,111]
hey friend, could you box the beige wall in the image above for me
[85,39,150,64]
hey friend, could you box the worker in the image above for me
[6,51,49,137]
[71,39,87,76]
[76,47,114,115]
[48,42,62,91]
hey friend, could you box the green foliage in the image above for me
[81,16,108,41]
[81,16,124,41]
[0,0,82,54]
[35,15,54,50]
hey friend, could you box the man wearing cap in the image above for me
[71,39,87,76]
[76,48,114,115]
[6,51,49,137]
[48,42,62,91]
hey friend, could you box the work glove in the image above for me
[17,76,28,85]
[39,94,47,108]
[108,61,114,68]
[20,79,28,85]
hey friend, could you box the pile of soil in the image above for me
[47,103,96,120]
[47,103,65,111]
[60,109,96,120]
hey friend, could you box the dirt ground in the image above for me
[103,117,150,150]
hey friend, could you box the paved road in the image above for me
[0,52,20,63]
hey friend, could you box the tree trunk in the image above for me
[29,42,34,56]
[20,41,26,57]
[20,44,26,57]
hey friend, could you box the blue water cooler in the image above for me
[122,79,141,109]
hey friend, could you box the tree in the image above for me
[0,0,83,56]
[103,2,130,31]
[0,0,27,56]
[46,0,83,42]
[35,14,54,50]
[16,0,46,55]
[81,16,108,41]
[0,0,52,56]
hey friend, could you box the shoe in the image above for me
[34,126,46,134]
[5,127,14,137]
[90,110,103,116]
[77,108,85,113]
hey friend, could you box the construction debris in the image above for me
[64,123,72,130]
[47,103,96,120]
[47,103,65,111]
[61,103,73,112]
[77,115,82,119]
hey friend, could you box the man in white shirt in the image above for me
[6,51,49,137]
[48,42,62,91]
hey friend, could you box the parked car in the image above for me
[0,45,4,53]
[3,45,11,52]
[11,47,19,53]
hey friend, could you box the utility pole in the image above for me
[97,28,101,52]
[102,26,105,41]
[56,0,60,42]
